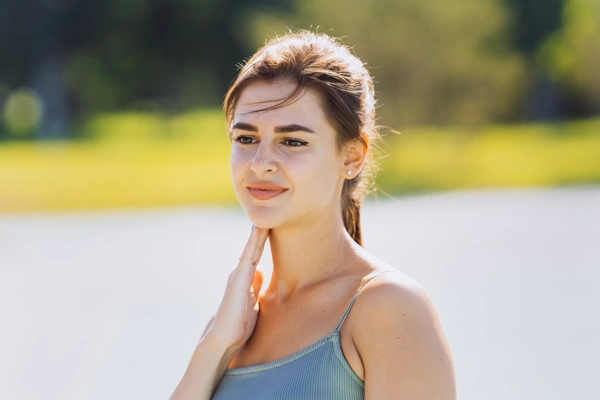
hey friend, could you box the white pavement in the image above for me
[1,188,598,400]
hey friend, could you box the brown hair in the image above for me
[224,31,379,246]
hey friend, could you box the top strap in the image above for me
[335,270,389,331]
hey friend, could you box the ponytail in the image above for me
[342,178,362,246]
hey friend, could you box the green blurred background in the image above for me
[0,0,599,212]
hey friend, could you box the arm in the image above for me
[170,227,269,400]
[353,279,456,400]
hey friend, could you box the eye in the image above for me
[282,138,308,147]
[233,135,257,145]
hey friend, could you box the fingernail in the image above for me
[251,224,255,231]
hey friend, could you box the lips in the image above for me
[247,182,288,200]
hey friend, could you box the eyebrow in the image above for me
[231,122,315,134]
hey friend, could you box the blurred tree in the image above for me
[0,0,290,140]
[502,0,564,54]
[0,0,71,139]
[0,0,591,141]
[501,0,566,120]
[538,0,600,116]
[240,0,527,128]
[59,0,289,113]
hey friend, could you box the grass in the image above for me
[377,118,600,194]
[1,111,599,213]
[0,110,235,212]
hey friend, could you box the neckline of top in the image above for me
[224,331,339,375]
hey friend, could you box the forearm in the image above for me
[170,333,238,400]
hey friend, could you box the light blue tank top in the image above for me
[211,273,383,400]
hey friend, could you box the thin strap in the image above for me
[335,270,389,331]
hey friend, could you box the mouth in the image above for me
[247,183,288,200]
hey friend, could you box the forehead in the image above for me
[233,80,329,126]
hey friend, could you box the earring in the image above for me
[347,170,352,176]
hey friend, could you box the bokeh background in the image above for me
[1,0,599,209]
[0,0,599,399]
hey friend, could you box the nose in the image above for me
[250,140,278,175]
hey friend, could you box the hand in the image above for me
[206,226,269,353]
[169,227,269,400]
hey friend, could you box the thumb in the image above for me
[251,268,264,298]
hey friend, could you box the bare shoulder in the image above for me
[349,250,438,325]
[351,268,441,343]
[355,268,434,322]
[349,266,456,399]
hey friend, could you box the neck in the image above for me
[265,215,359,301]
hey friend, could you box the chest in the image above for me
[230,294,349,368]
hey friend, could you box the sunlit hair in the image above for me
[224,30,379,246]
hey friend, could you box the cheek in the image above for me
[230,149,248,181]
[230,151,250,205]
[293,155,341,195]
[230,151,250,206]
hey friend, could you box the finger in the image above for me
[238,227,269,272]
[227,228,268,294]
[238,226,262,268]
[251,228,269,267]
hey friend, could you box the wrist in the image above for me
[196,330,240,368]
[170,332,239,400]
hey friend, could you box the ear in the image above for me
[341,138,368,179]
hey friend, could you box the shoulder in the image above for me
[348,268,456,399]
[355,269,434,323]
[350,269,439,343]
[348,248,436,329]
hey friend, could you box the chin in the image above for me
[245,214,285,230]
[242,204,301,231]
[241,204,280,229]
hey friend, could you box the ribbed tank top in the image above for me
[211,272,383,400]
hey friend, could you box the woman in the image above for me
[171,31,455,399]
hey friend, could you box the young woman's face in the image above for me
[230,80,348,229]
